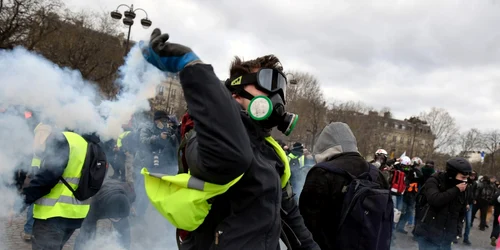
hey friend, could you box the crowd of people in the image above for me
[1,28,497,250]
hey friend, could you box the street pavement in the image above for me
[2,213,497,250]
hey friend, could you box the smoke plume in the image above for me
[0,42,171,249]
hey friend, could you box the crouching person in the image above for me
[74,179,136,250]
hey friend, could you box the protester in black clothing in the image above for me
[460,171,477,245]
[142,29,319,250]
[300,122,389,250]
[472,175,496,230]
[421,160,436,184]
[414,157,471,250]
[74,179,136,250]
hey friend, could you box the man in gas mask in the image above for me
[141,29,318,250]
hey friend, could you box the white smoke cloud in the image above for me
[0,42,168,248]
[0,45,164,141]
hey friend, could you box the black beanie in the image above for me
[154,111,168,121]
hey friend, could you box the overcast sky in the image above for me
[65,0,500,131]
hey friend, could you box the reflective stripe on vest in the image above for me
[116,131,131,148]
[142,136,291,231]
[33,132,90,220]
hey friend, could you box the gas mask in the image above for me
[225,68,299,136]
[246,93,298,136]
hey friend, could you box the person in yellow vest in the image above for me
[21,131,100,250]
[141,29,319,250]
[111,123,132,181]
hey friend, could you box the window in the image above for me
[157,85,164,96]
[407,138,412,145]
[392,136,397,142]
[171,89,177,99]
[398,124,403,129]
[399,136,404,142]
[384,123,388,127]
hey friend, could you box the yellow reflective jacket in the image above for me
[142,136,291,231]
[33,132,91,220]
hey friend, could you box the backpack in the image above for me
[315,162,393,250]
[60,140,108,201]
[391,170,406,196]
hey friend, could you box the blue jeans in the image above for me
[463,205,472,241]
[392,195,404,211]
[24,204,34,234]
[397,196,416,231]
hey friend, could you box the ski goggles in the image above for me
[226,68,287,101]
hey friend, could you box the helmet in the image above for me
[375,149,388,157]
[400,156,412,166]
[446,157,472,175]
[411,157,423,166]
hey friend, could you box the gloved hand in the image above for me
[141,28,201,73]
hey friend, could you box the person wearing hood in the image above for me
[74,179,136,250]
[472,175,496,231]
[413,157,471,249]
[21,131,101,250]
[141,29,319,250]
[299,122,389,250]
[421,160,436,184]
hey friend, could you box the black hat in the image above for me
[425,160,435,167]
[154,111,168,121]
[446,157,472,175]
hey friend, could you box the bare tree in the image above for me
[458,128,482,157]
[283,71,327,150]
[420,107,460,153]
[0,0,63,48]
[32,10,123,97]
[482,130,500,171]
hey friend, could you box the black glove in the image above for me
[142,28,201,73]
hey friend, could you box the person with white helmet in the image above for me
[371,149,391,183]
[395,156,423,235]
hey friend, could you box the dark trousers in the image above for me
[491,207,500,239]
[417,238,451,250]
[471,198,489,229]
[32,219,76,250]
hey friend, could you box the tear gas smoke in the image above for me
[0,43,175,249]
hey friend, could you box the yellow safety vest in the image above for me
[33,132,91,220]
[142,136,291,231]
[288,153,305,168]
[116,131,131,148]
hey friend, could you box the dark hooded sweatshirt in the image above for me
[299,122,389,250]
[74,179,136,250]
[179,64,319,250]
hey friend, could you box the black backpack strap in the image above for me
[59,176,76,193]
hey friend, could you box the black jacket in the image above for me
[475,181,496,201]
[180,64,318,250]
[299,152,389,250]
[414,172,467,245]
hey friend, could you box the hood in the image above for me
[81,133,101,144]
[313,122,358,163]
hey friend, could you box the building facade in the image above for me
[373,112,435,159]
[150,73,185,116]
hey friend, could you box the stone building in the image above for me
[372,112,435,159]
[150,73,185,116]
